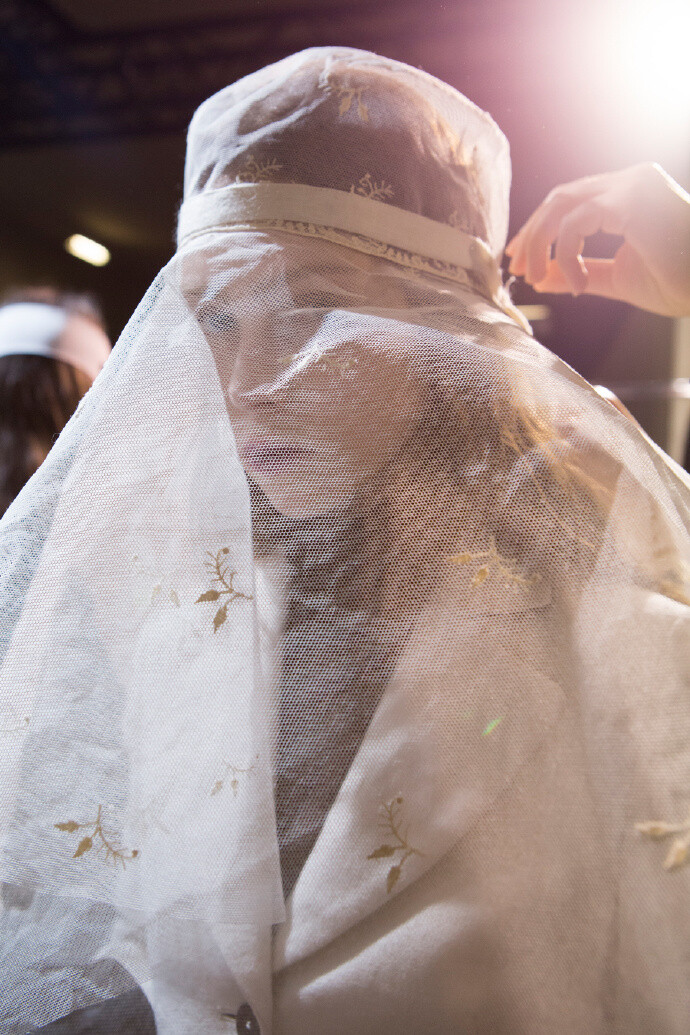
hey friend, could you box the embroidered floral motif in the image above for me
[234,155,283,183]
[447,535,540,590]
[636,810,690,871]
[330,84,369,122]
[350,173,394,202]
[0,716,30,734]
[210,757,257,797]
[428,114,470,165]
[55,805,139,868]
[367,795,424,893]
[195,547,252,633]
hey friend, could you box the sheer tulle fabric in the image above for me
[1,47,689,1034]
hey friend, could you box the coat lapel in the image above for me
[273,571,565,970]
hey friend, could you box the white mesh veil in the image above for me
[1,47,689,1034]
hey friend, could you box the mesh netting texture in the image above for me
[1,47,689,1035]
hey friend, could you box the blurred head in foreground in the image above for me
[0,287,111,515]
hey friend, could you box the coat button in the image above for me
[235,1003,260,1034]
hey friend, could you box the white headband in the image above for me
[0,303,111,382]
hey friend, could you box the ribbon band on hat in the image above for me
[177,182,503,300]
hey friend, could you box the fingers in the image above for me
[506,197,567,282]
[553,200,611,294]
[507,174,627,293]
[507,175,604,275]
[533,258,617,300]
[530,259,573,294]
[507,164,690,315]
[508,198,599,294]
[517,196,577,286]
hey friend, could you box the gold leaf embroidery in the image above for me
[210,757,257,797]
[635,810,690,871]
[665,839,689,870]
[54,820,80,833]
[350,173,394,202]
[330,84,369,122]
[428,113,470,168]
[471,566,489,587]
[74,836,93,858]
[234,155,283,183]
[367,795,423,893]
[447,535,540,590]
[386,865,401,893]
[54,805,139,868]
[195,548,252,633]
[367,844,396,859]
[213,603,228,632]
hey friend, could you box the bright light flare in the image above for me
[601,0,690,139]
[64,234,111,267]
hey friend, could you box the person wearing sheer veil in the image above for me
[1,47,689,1035]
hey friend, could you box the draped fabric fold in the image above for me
[1,46,689,1035]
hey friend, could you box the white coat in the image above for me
[141,571,690,1034]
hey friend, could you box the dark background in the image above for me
[1,0,689,452]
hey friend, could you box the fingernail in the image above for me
[574,258,589,294]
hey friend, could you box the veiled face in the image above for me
[186,236,425,518]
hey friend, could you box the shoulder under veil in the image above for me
[0,47,688,1033]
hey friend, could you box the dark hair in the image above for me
[0,288,105,516]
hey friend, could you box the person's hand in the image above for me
[506,163,690,317]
